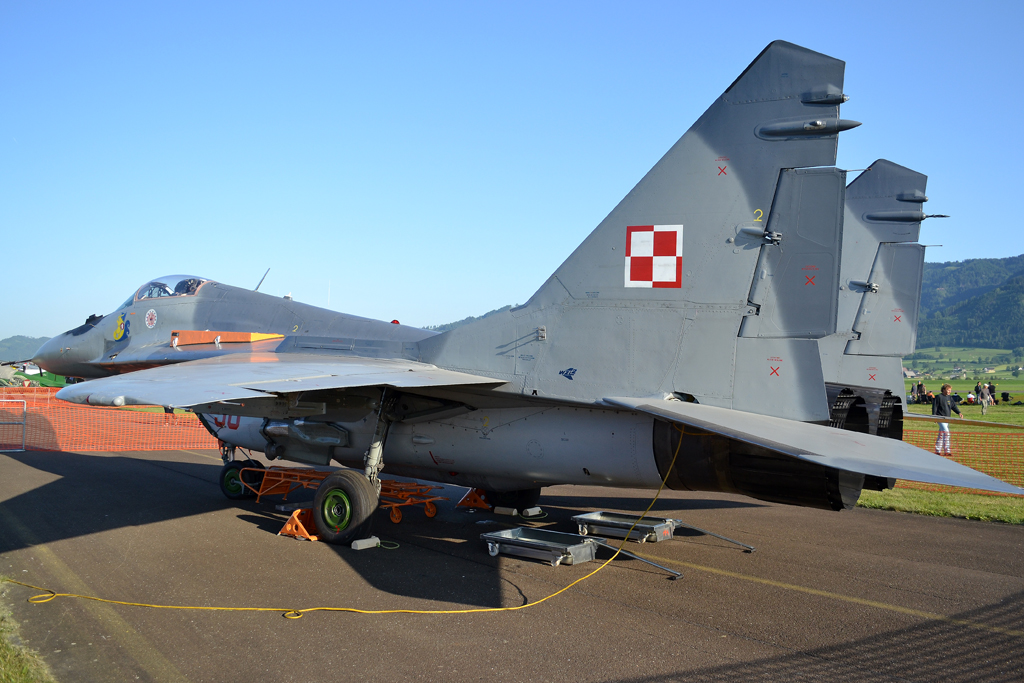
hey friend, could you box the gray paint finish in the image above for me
[741,168,846,339]
[733,338,829,422]
[35,41,1018,500]
[845,243,925,356]
[57,354,502,408]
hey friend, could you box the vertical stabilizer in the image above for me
[841,160,928,357]
[424,42,862,408]
[817,160,930,438]
[547,40,856,308]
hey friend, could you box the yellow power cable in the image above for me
[2,425,688,619]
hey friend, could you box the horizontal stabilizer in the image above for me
[604,397,1023,495]
[56,353,505,408]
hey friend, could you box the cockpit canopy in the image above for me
[121,275,213,308]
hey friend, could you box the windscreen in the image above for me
[134,275,211,302]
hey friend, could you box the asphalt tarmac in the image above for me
[1,448,1022,682]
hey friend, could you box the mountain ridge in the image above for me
[0,336,48,362]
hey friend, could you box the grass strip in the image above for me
[858,489,1024,524]
[906,403,1024,429]
[0,578,56,683]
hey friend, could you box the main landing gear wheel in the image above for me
[219,460,264,500]
[312,470,378,545]
[483,487,542,511]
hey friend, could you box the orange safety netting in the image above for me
[2,388,1021,496]
[898,429,1024,496]
[0,387,218,452]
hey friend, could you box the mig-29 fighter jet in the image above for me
[34,41,1022,545]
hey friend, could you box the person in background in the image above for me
[978,383,991,416]
[933,383,963,456]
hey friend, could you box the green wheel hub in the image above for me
[322,489,353,530]
[223,467,244,495]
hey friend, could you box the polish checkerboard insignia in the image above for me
[624,225,683,288]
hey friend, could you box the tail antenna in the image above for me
[254,268,271,292]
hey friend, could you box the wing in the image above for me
[56,353,505,408]
[604,397,1024,496]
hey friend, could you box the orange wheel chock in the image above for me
[456,488,492,511]
[278,508,319,542]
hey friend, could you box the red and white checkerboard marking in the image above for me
[624,225,683,288]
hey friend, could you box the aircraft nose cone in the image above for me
[32,336,67,374]
[31,334,94,377]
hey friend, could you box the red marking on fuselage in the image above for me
[428,450,455,465]
[213,415,241,430]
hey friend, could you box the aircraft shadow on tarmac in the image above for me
[0,450,231,552]
[6,449,1020,678]
[615,590,1024,682]
[0,447,761,609]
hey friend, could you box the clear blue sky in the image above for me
[2,1,1021,340]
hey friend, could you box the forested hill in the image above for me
[917,255,1024,349]
[920,255,1024,314]
[0,336,48,362]
[426,305,513,333]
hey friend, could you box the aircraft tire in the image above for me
[240,460,265,497]
[219,461,251,500]
[483,488,542,511]
[219,460,265,500]
[313,470,377,545]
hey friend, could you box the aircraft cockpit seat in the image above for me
[134,275,211,302]
[174,278,202,295]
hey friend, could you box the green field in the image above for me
[903,345,1024,381]
[904,347,1024,427]
[900,361,1024,522]
[904,378,1024,429]
[858,489,1024,524]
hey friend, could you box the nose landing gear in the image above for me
[219,459,265,500]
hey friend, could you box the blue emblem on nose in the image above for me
[559,368,577,380]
